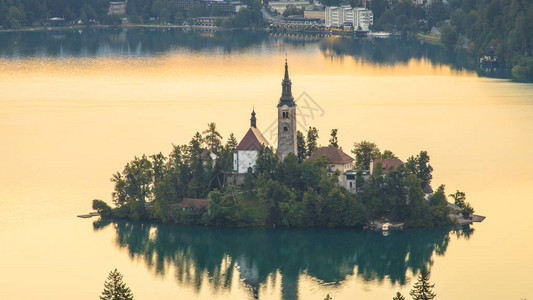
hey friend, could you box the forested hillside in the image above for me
[369,0,533,80]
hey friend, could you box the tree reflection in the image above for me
[0,29,270,57]
[319,38,508,79]
[94,220,473,299]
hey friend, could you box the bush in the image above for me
[92,199,113,218]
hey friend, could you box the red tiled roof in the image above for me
[306,146,354,164]
[235,127,269,150]
[180,198,209,209]
[372,158,403,174]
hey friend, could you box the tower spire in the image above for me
[278,57,295,107]
[250,108,257,128]
[284,55,289,81]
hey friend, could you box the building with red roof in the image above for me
[233,110,270,174]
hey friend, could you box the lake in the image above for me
[0,29,532,299]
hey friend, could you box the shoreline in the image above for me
[0,23,234,33]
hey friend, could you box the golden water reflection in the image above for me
[0,50,532,299]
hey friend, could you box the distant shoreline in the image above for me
[0,23,234,33]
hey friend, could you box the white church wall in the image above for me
[234,150,259,174]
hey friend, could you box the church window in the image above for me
[283,126,288,132]
[282,111,289,118]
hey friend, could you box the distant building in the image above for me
[200,148,218,166]
[281,16,321,25]
[325,6,373,30]
[370,158,404,175]
[201,0,235,16]
[355,7,373,30]
[304,10,325,20]
[307,146,354,187]
[233,110,270,174]
[108,1,127,15]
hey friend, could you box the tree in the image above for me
[255,145,278,176]
[226,133,238,150]
[409,270,436,300]
[329,129,339,148]
[297,130,307,163]
[92,199,112,217]
[306,127,319,156]
[352,141,381,171]
[405,151,433,189]
[448,190,466,207]
[203,122,223,154]
[393,292,405,300]
[324,294,333,300]
[440,24,458,49]
[382,150,398,159]
[100,269,134,300]
[448,190,474,219]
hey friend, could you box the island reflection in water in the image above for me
[94,220,473,299]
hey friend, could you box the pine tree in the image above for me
[306,126,319,155]
[203,122,223,154]
[328,129,338,148]
[100,269,134,300]
[226,133,238,150]
[393,291,406,300]
[409,270,436,300]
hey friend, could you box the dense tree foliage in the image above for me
[370,0,533,81]
[405,151,433,189]
[95,122,464,228]
[448,189,474,219]
[328,128,339,148]
[356,164,449,227]
[306,126,319,156]
[352,140,381,171]
[0,0,265,28]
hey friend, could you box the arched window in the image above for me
[284,126,288,132]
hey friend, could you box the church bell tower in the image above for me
[277,59,297,161]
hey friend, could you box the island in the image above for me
[90,60,481,229]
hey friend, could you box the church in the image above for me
[233,59,297,173]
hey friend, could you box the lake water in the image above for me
[0,29,532,299]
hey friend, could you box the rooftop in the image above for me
[372,158,403,174]
[307,146,354,164]
[235,127,269,150]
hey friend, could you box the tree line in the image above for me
[0,0,264,29]
[367,0,533,81]
[92,123,474,228]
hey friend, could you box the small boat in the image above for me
[382,223,391,231]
